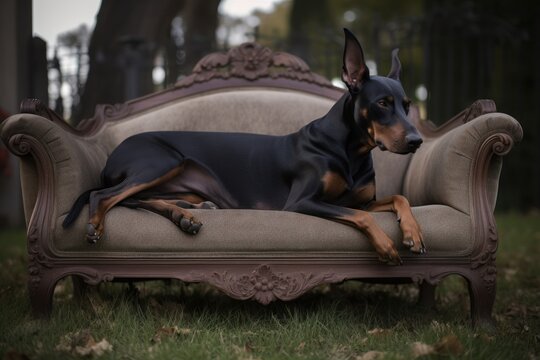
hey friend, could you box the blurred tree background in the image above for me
[35,0,540,210]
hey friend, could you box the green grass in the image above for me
[1,213,539,359]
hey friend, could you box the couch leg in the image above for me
[417,282,436,309]
[28,272,59,318]
[466,271,497,331]
[72,276,89,300]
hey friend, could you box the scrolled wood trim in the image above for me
[19,98,87,136]
[7,133,56,291]
[416,99,497,138]
[467,129,519,304]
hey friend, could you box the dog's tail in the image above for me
[62,188,98,228]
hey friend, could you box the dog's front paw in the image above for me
[398,215,426,254]
[372,234,402,266]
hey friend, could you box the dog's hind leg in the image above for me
[120,198,203,235]
[171,193,219,210]
[86,165,184,243]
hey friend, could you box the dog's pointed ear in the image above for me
[387,48,401,81]
[342,28,369,92]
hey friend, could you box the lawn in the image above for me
[0,213,538,359]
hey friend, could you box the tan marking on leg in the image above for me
[89,165,184,235]
[137,198,202,234]
[366,195,425,253]
[175,193,207,204]
[139,199,195,221]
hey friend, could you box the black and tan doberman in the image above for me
[63,29,426,265]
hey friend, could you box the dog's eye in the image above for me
[377,100,388,107]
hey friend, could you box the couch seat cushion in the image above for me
[56,205,472,258]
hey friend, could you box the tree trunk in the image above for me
[182,0,221,74]
[78,0,184,121]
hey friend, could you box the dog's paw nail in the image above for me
[403,239,414,247]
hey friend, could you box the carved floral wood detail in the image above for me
[175,42,334,88]
[416,99,497,138]
[189,265,342,305]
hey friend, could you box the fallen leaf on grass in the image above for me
[411,342,436,358]
[56,330,92,352]
[474,333,495,343]
[504,302,528,318]
[434,334,464,356]
[356,350,385,360]
[55,330,112,357]
[411,334,464,358]
[430,320,451,332]
[367,328,391,336]
[75,338,113,357]
[503,268,518,281]
[232,344,259,360]
[151,326,192,343]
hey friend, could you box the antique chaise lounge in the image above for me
[0,43,522,327]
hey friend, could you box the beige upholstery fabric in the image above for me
[372,149,413,199]
[56,204,472,256]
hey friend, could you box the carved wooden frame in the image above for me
[7,42,522,329]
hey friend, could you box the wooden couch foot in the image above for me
[72,276,89,300]
[466,271,497,331]
[417,282,437,309]
[28,275,58,318]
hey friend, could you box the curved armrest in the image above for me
[1,113,108,226]
[403,112,523,216]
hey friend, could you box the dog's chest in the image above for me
[320,171,349,200]
[318,149,376,206]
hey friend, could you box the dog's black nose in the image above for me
[406,134,423,150]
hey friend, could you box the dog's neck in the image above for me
[343,93,377,157]
[299,93,376,176]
